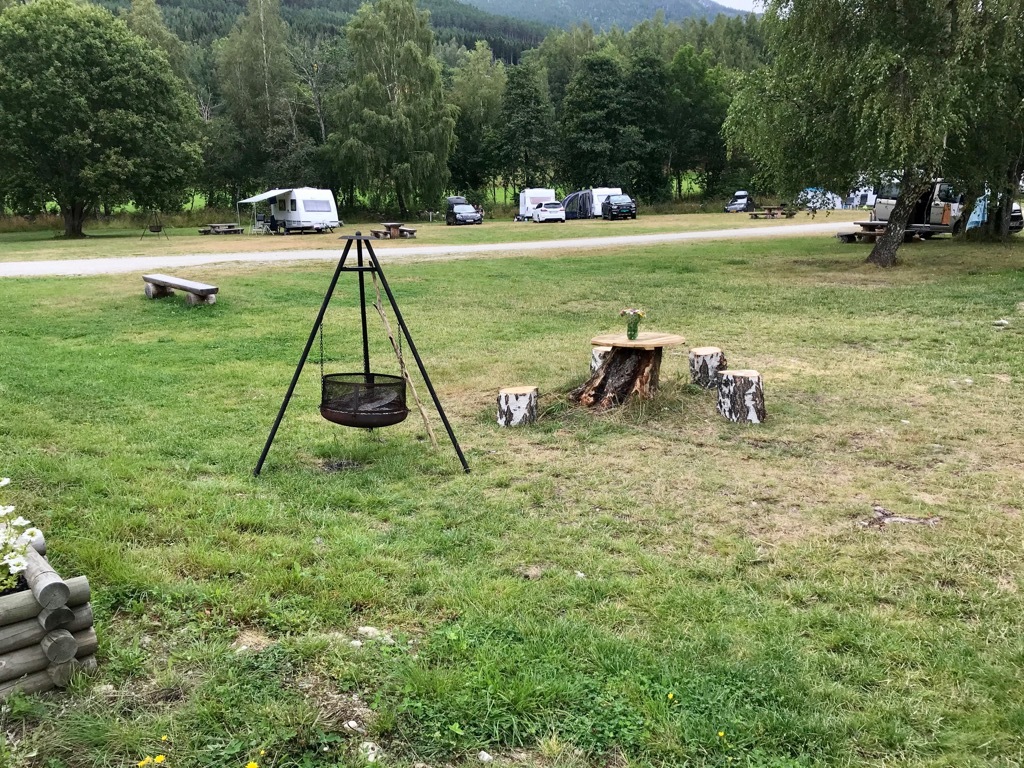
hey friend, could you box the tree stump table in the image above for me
[571,332,686,409]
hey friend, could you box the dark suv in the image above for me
[445,196,483,225]
[601,194,636,220]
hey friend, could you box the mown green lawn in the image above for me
[1,236,1023,768]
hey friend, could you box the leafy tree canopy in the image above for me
[0,0,201,235]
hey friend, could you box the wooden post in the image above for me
[0,604,93,654]
[689,346,727,389]
[716,370,766,424]
[40,630,78,664]
[0,577,89,628]
[497,387,538,427]
[590,346,612,374]
[24,549,70,609]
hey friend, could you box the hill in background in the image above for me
[98,0,548,61]
[458,0,742,30]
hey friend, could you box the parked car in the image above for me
[601,194,637,220]
[446,202,483,226]
[724,191,755,213]
[532,201,565,223]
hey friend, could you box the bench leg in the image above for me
[145,283,173,299]
[186,292,216,306]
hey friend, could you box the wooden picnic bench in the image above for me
[142,274,219,305]
[199,222,243,235]
[370,228,389,239]
[398,226,417,238]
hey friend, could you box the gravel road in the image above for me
[0,221,849,278]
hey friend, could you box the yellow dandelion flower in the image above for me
[718,731,725,738]
[161,735,169,742]
[667,692,674,700]
[259,750,266,756]
[154,757,166,764]
[138,758,153,767]
[246,762,259,768]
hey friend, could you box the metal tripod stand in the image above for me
[254,233,470,476]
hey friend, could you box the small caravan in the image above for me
[238,187,341,234]
[516,188,557,221]
[562,187,622,219]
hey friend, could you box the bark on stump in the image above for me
[689,346,727,389]
[570,347,662,409]
[497,387,538,427]
[716,370,766,424]
[590,346,612,374]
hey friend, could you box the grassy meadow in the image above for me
[1,234,1023,767]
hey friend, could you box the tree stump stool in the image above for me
[572,332,685,409]
[689,346,727,389]
[497,386,538,427]
[590,346,612,373]
[717,370,766,423]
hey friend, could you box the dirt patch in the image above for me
[231,629,275,653]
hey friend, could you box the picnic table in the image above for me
[748,206,797,220]
[199,222,244,235]
[381,222,403,239]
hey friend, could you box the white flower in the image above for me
[3,553,27,574]
[21,528,41,541]
[0,478,10,487]
[9,517,30,529]
[0,506,14,518]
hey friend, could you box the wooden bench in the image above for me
[398,226,417,238]
[142,274,219,305]
[370,229,389,239]
[198,227,212,235]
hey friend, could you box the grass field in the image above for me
[1,234,1023,767]
[0,211,862,263]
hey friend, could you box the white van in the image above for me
[873,180,963,232]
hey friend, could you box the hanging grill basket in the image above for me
[320,372,409,428]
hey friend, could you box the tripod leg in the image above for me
[254,241,352,476]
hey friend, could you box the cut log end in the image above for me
[716,370,766,424]
[689,346,728,389]
[25,549,71,610]
[497,387,539,427]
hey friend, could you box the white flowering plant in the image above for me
[0,478,40,593]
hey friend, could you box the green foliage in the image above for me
[496,61,554,192]
[124,0,189,80]
[0,0,201,235]
[448,41,507,194]
[330,0,455,213]
[667,45,730,197]
[557,53,627,191]
[619,48,672,202]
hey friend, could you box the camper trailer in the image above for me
[516,188,557,221]
[238,187,340,234]
[562,187,622,219]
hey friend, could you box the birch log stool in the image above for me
[716,370,766,423]
[497,386,538,427]
[689,346,727,389]
[572,332,686,409]
[590,346,612,373]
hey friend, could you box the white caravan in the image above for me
[238,187,341,233]
[516,188,557,221]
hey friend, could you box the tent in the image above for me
[237,187,341,233]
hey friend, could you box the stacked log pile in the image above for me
[0,546,97,698]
